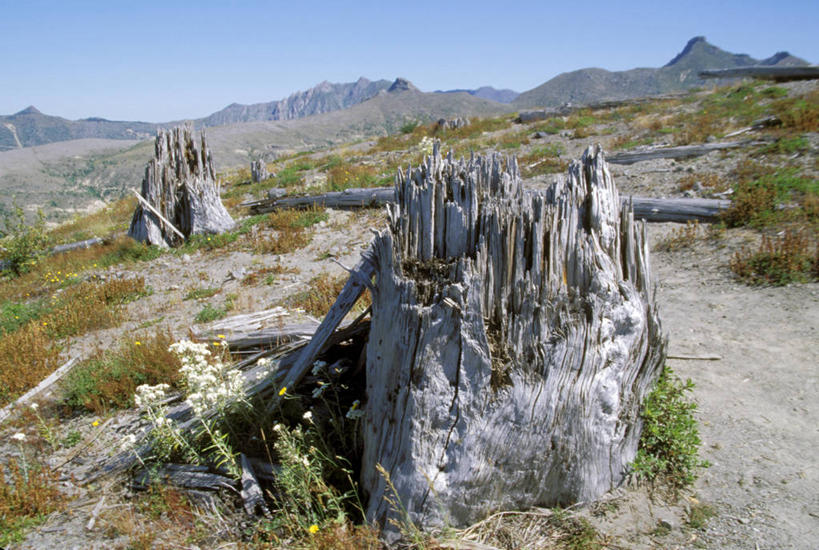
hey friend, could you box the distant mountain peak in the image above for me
[15,105,42,116]
[388,78,419,93]
[665,36,710,67]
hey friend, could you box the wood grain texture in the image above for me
[361,143,665,532]
[128,125,235,247]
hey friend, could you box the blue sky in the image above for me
[1,0,816,122]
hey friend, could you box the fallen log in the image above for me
[606,141,752,165]
[361,144,665,533]
[244,186,729,223]
[699,66,819,82]
[242,187,394,214]
[132,463,236,491]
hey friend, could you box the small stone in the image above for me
[181,254,191,263]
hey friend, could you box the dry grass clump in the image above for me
[254,209,328,255]
[517,144,567,178]
[0,457,65,547]
[454,508,605,550]
[42,277,147,339]
[677,173,726,194]
[0,322,62,405]
[242,263,298,286]
[731,229,819,285]
[46,196,136,244]
[326,163,379,191]
[100,486,224,549]
[283,272,371,318]
[656,221,702,252]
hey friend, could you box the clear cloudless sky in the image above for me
[1,0,817,122]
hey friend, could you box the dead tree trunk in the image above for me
[361,144,665,533]
[251,159,269,182]
[128,125,235,247]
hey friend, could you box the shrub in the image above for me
[631,366,708,488]
[283,272,370,318]
[731,229,818,285]
[1,208,49,275]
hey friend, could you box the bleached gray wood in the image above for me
[243,187,394,214]
[128,125,235,247]
[606,141,751,164]
[699,66,819,81]
[240,453,269,516]
[361,143,665,533]
[630,196,730,222]
[51,237,104,255]
[250,159,269,182]
[132,464,236,491]
[243,185,729,223]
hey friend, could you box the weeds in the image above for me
[631,366,708,489]
[686,500,716,530]
[195,302,229,323]
[0,452,64,547]
[731,229,818,285]
[62,329,182,413]
[518,144,567,177]
[254,208,327,255]
[184,286,220,300]
[656,221,702,251]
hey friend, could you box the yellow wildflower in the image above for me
[308,524,319,534]
[92,420,99,427]
[278,386,287,396]
[135,341,141,346]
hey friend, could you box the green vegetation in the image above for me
[1,207,49,275]
[62,330,181,413]
[722,167,818,228]
[731,229,819,285]
[183,286,219,301]
[631,366,708,488]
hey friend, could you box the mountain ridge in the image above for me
[512,36,811,109]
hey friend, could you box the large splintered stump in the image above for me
[129,125,234,247]
[361,144,665,533]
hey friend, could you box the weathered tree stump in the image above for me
[128,125,234,247]
[251,159,270,183]
[361,144,665,532]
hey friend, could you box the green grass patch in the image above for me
[631,366,708,488]
[194,302,228,324]
[183,287,219,301]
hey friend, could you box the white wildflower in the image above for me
[257,357,271,367]
[273,423,283,433]
[11,432,26,442]
[29,402,39,411]
[302,411,313,423]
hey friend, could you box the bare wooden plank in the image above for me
[700,66,819,82]
[51,237,104,255]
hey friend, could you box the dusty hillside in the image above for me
[0,79,817,549]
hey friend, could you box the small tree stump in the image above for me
[128,125,234,247]
[361,144,665,532]
[251,159,269,182]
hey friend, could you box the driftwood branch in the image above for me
[699,66,819,82]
